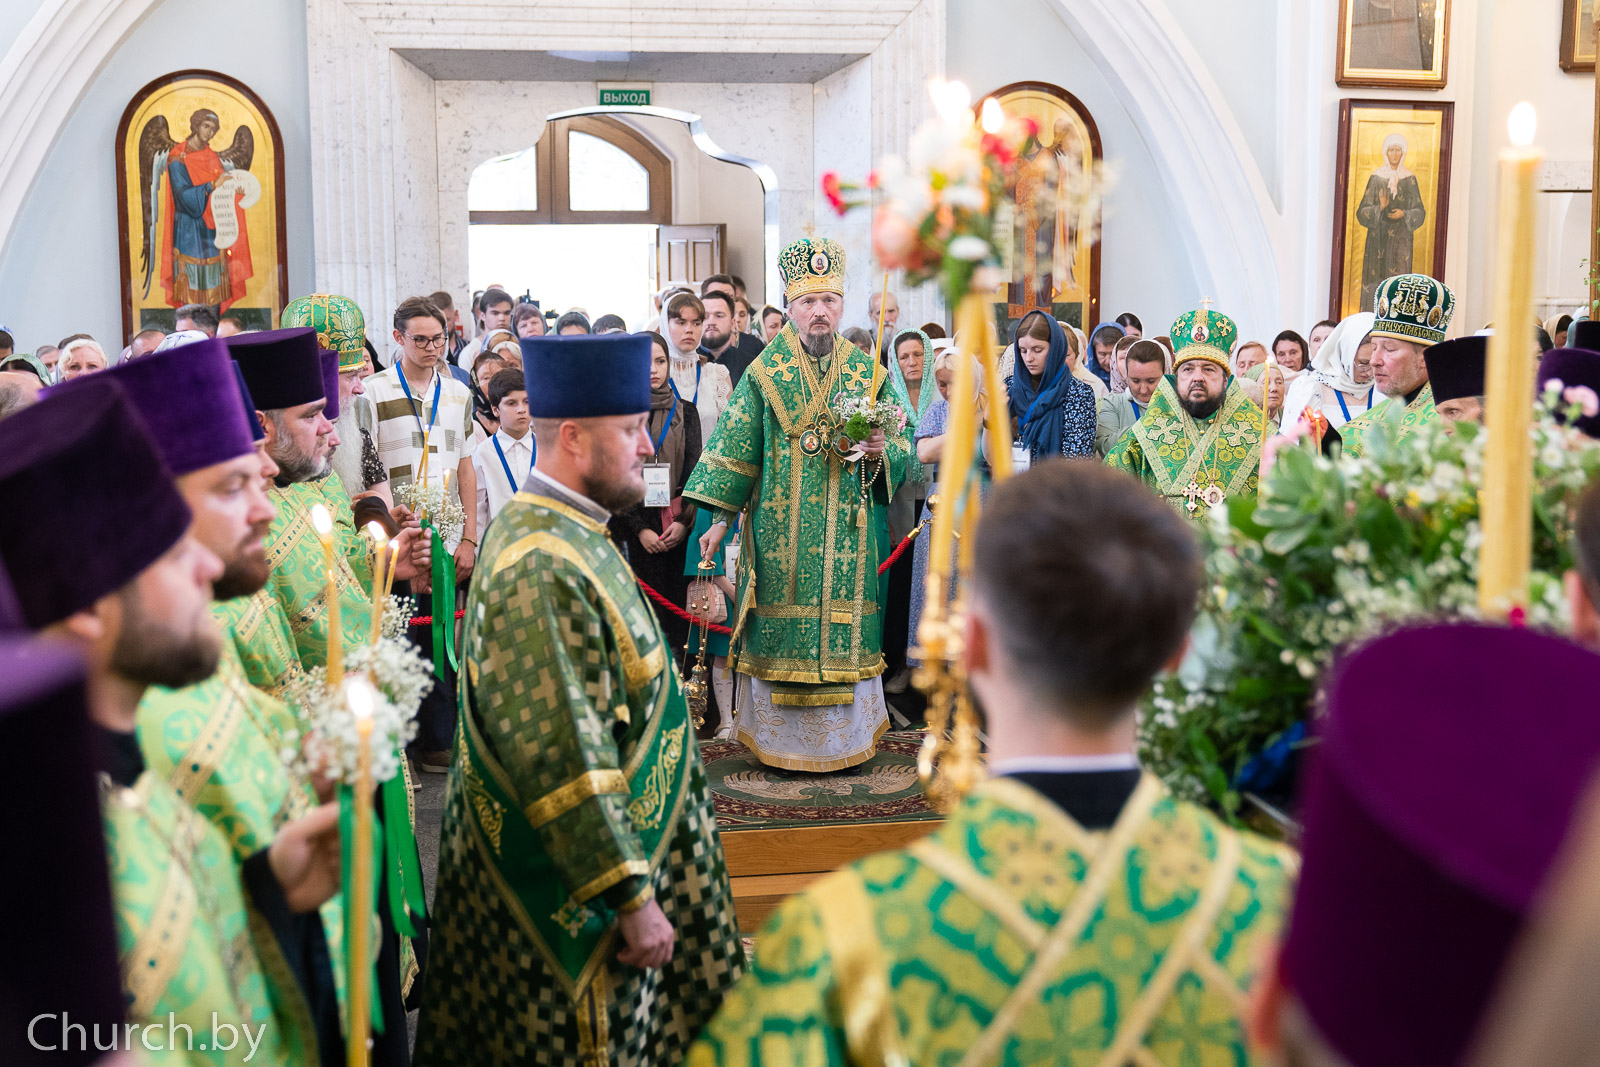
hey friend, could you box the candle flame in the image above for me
[1507,102,1537,147]
[980,97,1005,134]
[928,78,973,125]
[310,503,333,536]
[365,521,386,544]
[388,537,400,552]
[348,678,375,721]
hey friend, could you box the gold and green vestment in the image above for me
[264,480,373,672]
[136,619,347,1009]
[682,326,909,706]
[1337,384,1436,459]
[102,768,317,1066]
[1105,377,1264,519]
[214,589,302,702]
[413,483,744,1067]
[690,775,1296,1066]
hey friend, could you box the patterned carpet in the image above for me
[703,730,940,829]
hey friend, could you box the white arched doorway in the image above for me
[465,105,778,331]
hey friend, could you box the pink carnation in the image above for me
[1564,384,1600,417]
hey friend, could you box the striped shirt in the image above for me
[366,363,476,489]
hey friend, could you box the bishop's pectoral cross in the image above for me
[1181,476,1226,516]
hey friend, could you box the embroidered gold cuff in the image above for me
[572,860,653,905]
[707,454,761,478]
[615,883,654,914]
[522,769,629,829]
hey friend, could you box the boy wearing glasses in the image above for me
[367,294,479,772]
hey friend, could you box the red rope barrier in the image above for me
[638,580,735,635]
[406,527,924,631]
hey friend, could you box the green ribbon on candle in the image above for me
[338,784,386,1034]
[426,520,460,679]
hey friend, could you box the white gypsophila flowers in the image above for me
[283,634,430,787]
[395,481,467,545]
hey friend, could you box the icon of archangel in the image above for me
[137,108,259,310]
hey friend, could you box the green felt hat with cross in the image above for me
[1372,274,1455,346]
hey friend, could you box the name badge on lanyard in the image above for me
[1011,442,1033,472]
[643,464,673,507]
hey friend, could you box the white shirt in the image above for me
[471,428,536,537]
[670,355,732,440]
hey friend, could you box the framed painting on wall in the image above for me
[1561,0,1595,72]
[1329,100,1454,321]
[115,70,287,342]
[1336,0,1450,89]
[981,81,1102,342]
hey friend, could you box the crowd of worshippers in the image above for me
[10,261,1600,1067]
[1,281,1588,738]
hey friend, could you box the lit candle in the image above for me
[382,537,401,602]
[311,504,343,687]
[365,522,388,645]
[1478,102,1542,619]
[346,679,376,1067]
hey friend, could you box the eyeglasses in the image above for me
[407,334,448,350]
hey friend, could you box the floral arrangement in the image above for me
[1141,388,1600,819]
[834,392,907,443]
[395,479,466,545]
[284,596,431,786]
[822,81,1049,307]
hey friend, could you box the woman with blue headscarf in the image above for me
[1085,321,1126,388]
[1004,311,1097,466]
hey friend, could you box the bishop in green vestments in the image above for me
[1106,307,1264,519]
[0,377,344,1067]
[416,332,743,1067]
[691,463,1295,1067]
[687,238,910,773]
[1336,273,1455,459]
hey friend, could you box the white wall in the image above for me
[0,0,313,353]
[1167,0,1282,203]
[1465,0,1597,324]
[622,116,768,303]
[436,80,815,318]
[947,0,1204,336]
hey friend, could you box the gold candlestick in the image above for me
[311,504,342,687]
[1259,355,1279,495]
[1478,102,1543,619]
[870,271,890,402]
[346,680,375,1067]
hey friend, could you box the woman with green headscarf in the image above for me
[882,327,939,694]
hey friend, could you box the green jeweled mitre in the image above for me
[283,293,367,371]
[779,237,847,303]
[1169,307,1239,372]
[1371,273,1455,346]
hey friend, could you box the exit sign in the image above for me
[600,88,651,106]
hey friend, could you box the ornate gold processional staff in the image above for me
[828,83,1095,808]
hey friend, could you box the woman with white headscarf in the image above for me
[1280,312,1381,432]
[659,290,733,440]
[1356,132,1427,312]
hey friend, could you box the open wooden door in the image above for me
[656,224,725,293]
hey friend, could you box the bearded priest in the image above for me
[687,237,911,773]
[1105,306,1266,518]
